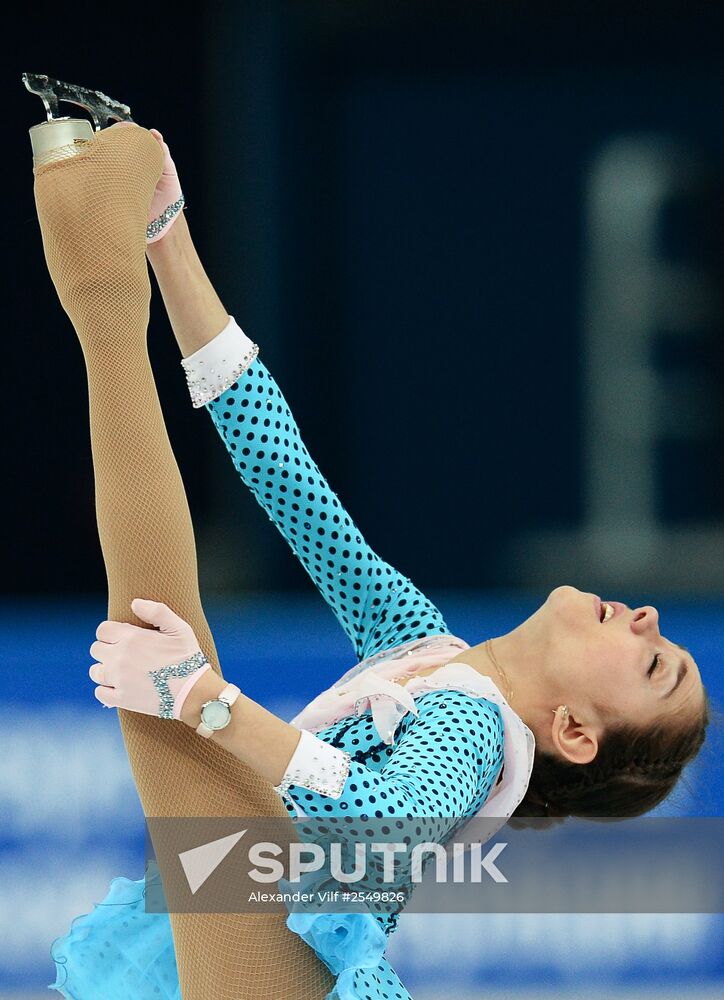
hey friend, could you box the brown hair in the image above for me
[509,688,711,825]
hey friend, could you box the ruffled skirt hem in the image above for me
[47,863,410,999]
[48,862,180,1000]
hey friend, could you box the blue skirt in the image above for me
[48,863,412,1000]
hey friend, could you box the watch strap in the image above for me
[219,682,241,706]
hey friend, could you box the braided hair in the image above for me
[509,688,711,827]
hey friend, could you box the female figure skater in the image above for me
[45,128,710,1000]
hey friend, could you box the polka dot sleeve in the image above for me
[284,690,505,836]
[203,352,451,660]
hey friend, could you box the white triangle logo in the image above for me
[178,829,247,894]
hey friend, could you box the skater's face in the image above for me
[531,586,705,734]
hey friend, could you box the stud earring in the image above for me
[551,705,569,720]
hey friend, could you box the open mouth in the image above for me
[595,597,615,623]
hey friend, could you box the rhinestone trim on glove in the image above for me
[146,194,186,242]
[181,343,260,408]
[148,649,208,719]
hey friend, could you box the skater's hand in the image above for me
[146,128,185,244]
[89,599,212,719]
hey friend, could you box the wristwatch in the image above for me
[196,682,241,738]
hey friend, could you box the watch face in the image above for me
[201,699,230,730]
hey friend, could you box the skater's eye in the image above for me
[647,654,661,678]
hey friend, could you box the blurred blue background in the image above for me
[4,1,724,996]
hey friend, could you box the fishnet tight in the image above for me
[32,123,334,1000]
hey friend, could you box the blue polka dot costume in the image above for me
[48,324,505,1000]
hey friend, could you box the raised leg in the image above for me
[32,123,333,1000]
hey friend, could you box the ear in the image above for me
[550,710,599,765]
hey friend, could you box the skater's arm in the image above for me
[177,663,316,790]
[147,217,451,661]
[146,212,230,354]
[180,668,504,830]
[93,599,502,820]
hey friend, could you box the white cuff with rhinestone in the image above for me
[180,315,260,408]
[272,728,352,799]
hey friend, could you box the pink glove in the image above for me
[146,128,185,244]
[89,598,213,719]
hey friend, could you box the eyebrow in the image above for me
[663,643,690,699]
